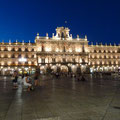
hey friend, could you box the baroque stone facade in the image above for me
[0,27,120,75]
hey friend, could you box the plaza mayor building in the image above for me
[0,27,120,75]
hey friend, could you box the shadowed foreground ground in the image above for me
[0,75,120,120]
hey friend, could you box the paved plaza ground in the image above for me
[0,74,120,120]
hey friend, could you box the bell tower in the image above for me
[55,27,70,40]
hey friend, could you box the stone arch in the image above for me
[60,65,68,73]
[71,65,77,73]
[81,64,87,73]
[51,65,57,73]
[76,65,81,74]
[1,68,8,75]
[40,65,47,74]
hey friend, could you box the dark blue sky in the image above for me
[0,0,120,44]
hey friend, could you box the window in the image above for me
[42,58,45,63]
[52,58,55,62]
[25,48,28,52]
[12,48,15,51]
[18,48,21,51]
[4,48,8,51]
[12,54,15,58]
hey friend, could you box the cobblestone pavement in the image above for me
[0,74,120,120]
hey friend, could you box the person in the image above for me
[22,74,24,79]
[81,75,86,81]
[55,72,59,78]
[12,71,18,89]
[77,77,80,81]
[34,71,39,86]
[77,73,81,81]
[23,74,32,91]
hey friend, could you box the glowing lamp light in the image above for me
[76,48,81,52]
[19,58,27,62]
[45,47,51,52]
[69,49,72,52]
[56,48,59,52]
[38,47,41,51]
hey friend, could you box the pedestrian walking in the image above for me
[12,71,18,89]
[34,71,39,86]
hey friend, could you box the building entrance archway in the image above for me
[40,65,47,74]
[60,65,68,73]
[51,65,57,73]
[71,65,77,73]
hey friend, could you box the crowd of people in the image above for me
[12,71,39,91]
[12,71,86,92]
[54,72,86,81]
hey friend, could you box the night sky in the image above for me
[0,0,120,44]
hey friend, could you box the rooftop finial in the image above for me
[22,40,24,45]
[52,33,54,38]
[77,35,79,40]
[46,33,48,37]
[2,40,4,44]
[9,39,11,45]
[46,33,49,39]
[29,40,31,45]
[36,33,40,39]
[85,35,87,41]
[16,39,18,44]
[37,33,39,36]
